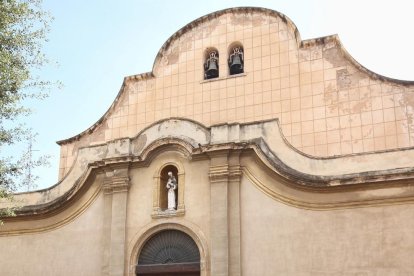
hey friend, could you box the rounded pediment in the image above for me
[151,7,301,77]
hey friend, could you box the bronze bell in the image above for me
[229,47,244,75]
[229,54,243,74]
[204,52,219,79]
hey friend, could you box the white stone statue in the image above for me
[166,172,177,210]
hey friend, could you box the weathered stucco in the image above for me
[56,7,414,180]
[1,115,414,275]
[1,7,414,276]
[5,117,414,212]
[241,176,414,275]
[0,194,105,275]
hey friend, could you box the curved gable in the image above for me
[53,7,414,185]
[151,7,301,77]
[3,7,414,276]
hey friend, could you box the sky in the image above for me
[20,0,414,190]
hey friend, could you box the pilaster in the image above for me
[208,149,242,276]
[228,151,242,276]
[102,163,130,276]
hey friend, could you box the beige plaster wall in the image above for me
[0,194,105,276]
[57,8,414,180]
[0,151,212,275]
[240,176,414,275]
[126,151,211,270]
[2,142,414,275]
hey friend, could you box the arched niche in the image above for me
[152,161,185,218]
[136,229,200,275]
[203,47,219,80]
[228,42,244,75]
[159,165,178,210]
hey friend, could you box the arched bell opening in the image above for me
[228,42,244,75]
[136,230,201,276]
[203,47,219,80]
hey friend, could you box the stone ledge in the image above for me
[151,209,185,219]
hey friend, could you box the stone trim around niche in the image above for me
[151,161,185,218]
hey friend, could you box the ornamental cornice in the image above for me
[209,165,230,183]
[103,163,131,194]
[5,118,414,223]
[228,165,242,182]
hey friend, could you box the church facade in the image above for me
[1,7,414,276]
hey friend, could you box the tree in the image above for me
[0,0,53,217]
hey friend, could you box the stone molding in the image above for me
[209,164,230,183]
[127,220,210,276]
[151,161,186,218]
[4,118,414,222]
[0,173,103,235]
[103,164,130,194]
[209,164,242,184]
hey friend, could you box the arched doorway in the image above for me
[136,230,201,276]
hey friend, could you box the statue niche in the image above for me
[159,165,178,211]
[152,162,185,218]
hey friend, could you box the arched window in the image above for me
[136,230,201,275]
[204,48,219,80]
[228,43,244,75]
